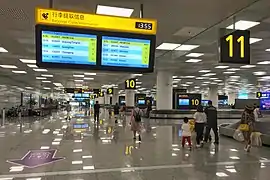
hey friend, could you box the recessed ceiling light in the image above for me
[133,74,143,76]
[19,59,36,64]
[223,71,235,74]
[43,87,51,90]
[53,83,63,87]
[42,80,51,83]
[172,76,178,78]
[84,77,94,80]
[241,65,256,68]
[196,77,207,80]
[214,79,223,82]
[96,5,134,17]
[27,64,38,68]
[41,74,53,77]
[215,65,229,69]
[25,87,33,89]
[186,82,193,84]
[12,70,27,74]
[185,59,202,63]
[230,76,240,78]
[210,77,218,80]
[199,70,210,73]
[202,73,216,77]
[175,44,200,51]
[73,74,84,78]
[250,38,262,44]
[226,20,260,30]
[257,61,270,65]
[181,84,189,87]
[136,81,142,84]
[253,71,266,76]
[0,65,18,69]
[186,53,204,57]
[156,43,180,50]
[33,68,48,72]
[0,47,8,52]
[266,48,270,52]
[84,72,97,76]
[227,68,240,71]
[36,77,47,80]
[180,76,195,78]
[74,79,84,82]
[194,86,200,89]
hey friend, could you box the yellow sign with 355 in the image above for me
[36,8,157,35]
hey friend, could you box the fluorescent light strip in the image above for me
[175,44,199,51]
[84,72,97,75]
[12,70,27,74]
[19,59,36,64]
[186,53,204,57]
[36,77,47,80]
[250,38,262,44]
[0,47,8,52]
[73,74,84,78]
[96,5,134,17]
[33,68,48,72]
[41,74,53,77]
[0,65,17,69]
[53,83,63,87]
[42,80,51,83]
[185,59,202,63]
[27,64,38,68]
[241,65,256,68]
[84,77,94,80]
[215,66,229,69]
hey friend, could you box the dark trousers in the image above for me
[204,124,219,143]
[195,123,205,145]
[94,112,99,122]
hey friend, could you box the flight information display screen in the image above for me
[101,36,151,68]
[41,31,97,65]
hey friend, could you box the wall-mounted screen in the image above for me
[41,31,97,65]
[260,99,270,110]
[36,25,156,73]
[138,99,146,105]
[179,99,189,106]
[101,36,150,68]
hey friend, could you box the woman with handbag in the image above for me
[239,105,255,152]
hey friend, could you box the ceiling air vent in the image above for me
[0,7,29,20]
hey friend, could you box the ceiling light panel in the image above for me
[73,75,84,78]
[186,53,204,57]
[253,71,266,76]
[223,71,235,74]
[185,59,202,63]
[0,47,8,52]
[156,43,180,50]
[19,59,36,64]
[41,74,53,77]
[33,68,48,72]
[96,5,134,17]
[53,83,63,87]
[226,20,260,30]
[227,68,240,71]
[12,70,27,74]
[27,64,38,68]
[42,80,51,83]
[0,65,18,69]
[249,38,262,44]
[202,73,216,77]
[175,45,199,51]
[84,73,97,75]
[36,77,47,80]
[241,65,256,68]
[215,66,229,69]
[199,70,211,73]
[84,77,94,80]
[257,61,270,65]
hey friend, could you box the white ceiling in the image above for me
[0,0,270,103]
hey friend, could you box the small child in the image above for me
[182,117,192,149]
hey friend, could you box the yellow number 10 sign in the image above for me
[220,30,250,64]
[125,78,136,89]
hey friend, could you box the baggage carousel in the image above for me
[219,119,270,146]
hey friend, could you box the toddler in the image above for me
[182,117,192,149]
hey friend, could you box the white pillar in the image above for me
[112,89,119,105]
[97,97,105,104]
[228,92,237,105]
[208,85,218,108]
[156,71,173,110]
[105,94,111,104]
[125,90,135,107]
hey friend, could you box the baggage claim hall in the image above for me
[0,0,270,179]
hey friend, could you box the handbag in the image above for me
[239,124,249,131]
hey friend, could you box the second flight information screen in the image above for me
[41,31,97,65]
[101,36,150,68]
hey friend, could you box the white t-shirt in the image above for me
[194,112,207,123]
[182,123,191,137]
[254,108,260,121]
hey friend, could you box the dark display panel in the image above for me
[176,93,201,109]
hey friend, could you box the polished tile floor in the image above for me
[0,110,269,179]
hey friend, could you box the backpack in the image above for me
[134,110,141,122]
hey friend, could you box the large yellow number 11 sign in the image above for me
[220,30,250,64]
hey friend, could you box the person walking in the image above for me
[146,101,152,118]
[193,105,207,148]
[130,104,142,141]
[204,101,219,144]
[93,101,100,123]
[114,103,120,123]
[240,105,255,152]
[66,101,71,120]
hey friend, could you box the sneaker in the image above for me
[246,145,251,152]
[138,135,142,141]
[188,147,192,151]
[196,144,201,148]
[133,137,136,140]
[115,120,118,123]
